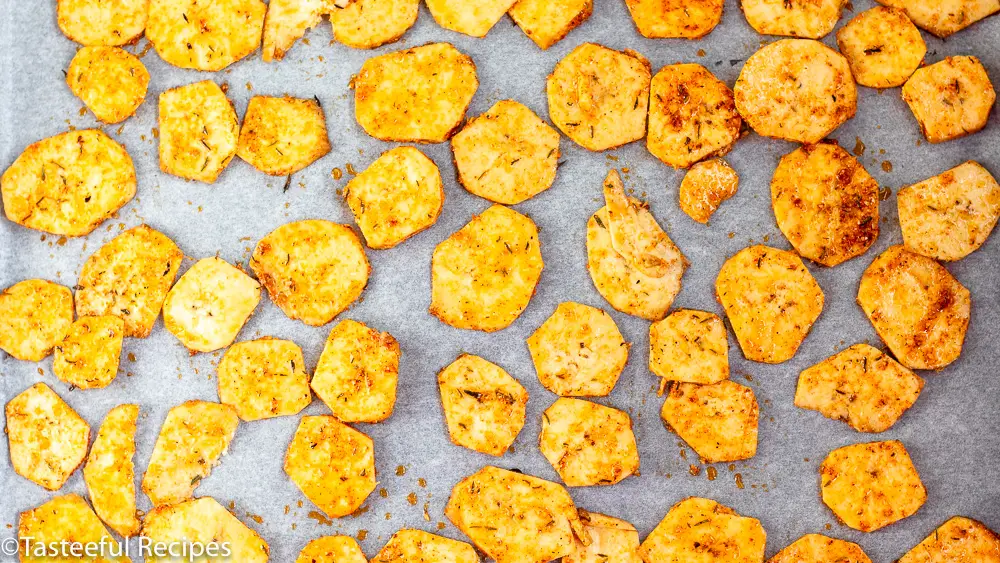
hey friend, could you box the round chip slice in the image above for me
[768,534,873,563]
[57,0,147,46]
[836,7,926,88]
[734,39,857,144]
[217,338,312,421]
[539,398,640,487]
[640,497,766,563]
[0,279,74,362]
[509,0,593,50]
[425,0,516,37]
[624,0,723,38]
[740,0,845,38]
[6,383,90,491]
[898,516,1000,563]
[53,315,125,390]
[296,536,367,563]
[147,0,266,71]
[649,309,729,385]
[902,56,996,144]
[237,96,331,176]
[332,0,419,49]
[143,497,270,563]
[679,158,739,224]
[158,80,239,183]
[372,529,479,563]
[661,380,759,463]
[67,46,149,124]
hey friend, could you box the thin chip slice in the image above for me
[876,0,999,38]
[771,143,880,267]
[57,0,147,46]
[6,383,90,491]
[311,319,400,423]
[147,0,266,71]
[566,511,641,563]
[18,494,128,563]
[332,0,420,49]
[430,205,543,332]
[820,440,926,532]
[53,315,125,390]
[734,39,857,144]
[680,159,739,224]
[795,344,924,433]
[857,245,971,370]
[547,43,651,151]
[0,279,74,362]
[527,302,629,397]
[640,497,766,563]
[162,257,261,353]
[445,466,587,563]
[715,245,824,363]
[159,80,239,183]
[649,309,728,385]
[902,56,996,144]
[438,354,528,456]
[237,96,330,175]
[217,338,312,421]
[1,129,136,236]
[284,415,377,518]
[261,0,331,61]
[142,497,269,563]
[371,529,480,563]
[624,0,723,38]
[353,43,478,143]
[767,534,872,563]
[142,400,240,507]
[67,46,150,124]
[425,0,516,37]
[84,404,140,537]
[508,0,592,49]
[661,380,759,463]
[604,170,684,279]
[897,516,1000,563]
[342,147,444,249]
[540,398,640,487]
[741,0,845,38]
[647,64,741,169]
[452,100,560,205]
[75,225,184,338]
[836,7,927,88]
[898,161,1000,261]
[296,536,368,563]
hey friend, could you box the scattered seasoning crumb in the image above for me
[297,501,303,508]
[357,530,367,541]
[853,137,865,156]
[423,501,431,521]
[728,464,736,472]
[308,511,334,525]
[680,449,687,460]
[689,465,701,476]
[418,478,427,488]
[879,186,892,201]
[332,167,343,180]
[246,82,253,90]
[284,505,290,515]
[697,49,706,57]
[881,160,893,172]
[825,523,832,530]
[407,492,418,505]
[396,465,406,476]
[346,163,358,176]
[707,467,718,481]
[379,488,388,498]
[735,473,745,489]
[728,232,735,238]
[247,513,263,524]
[385,513,392,520]
[437,522,446,530]
[128,353,136,362]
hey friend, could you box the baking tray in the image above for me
[1,0,998,561]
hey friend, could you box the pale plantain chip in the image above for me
[0,279,74,362]
[604,170,685,278]
[6,383,90,491]
[679,159,739,224]
[147,0,266,71]
[767,534,872,563]
[649,309,729,385]
[332,0,420,49]
[566,511,641,563]
[67,46,150,124]
[540,398,640,487]
[57,0,147,46]
[640,497,766,563]
[740,0,845,38]
[836,7,926,88]
[371,529,480,563]
[142,497,269,563]
[19,494,129,563]
[425,0,516,37]
[624,0,723,38]
[296,536,368,563]
[897,516,1000,563]
[508,0,592,49]
[53,315,125,390]
[237,96,331,176]
[217,337,312,421]
[660,380,759,463]
[876,0,999,38]
[84,404,140,537]
[158,80,240,183]
[902,56,996,144]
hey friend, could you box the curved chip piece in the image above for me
[624,0,723,38]
[452,100,560,205]
[6,383,90,491]
[566,511,641,563]
[734,39,857,144]
[67,46,150,124]
[640,497,766,563]
[902,56,996,144]
[425,0,515,37]
[18,494,128,562]
[876,0,999,38]
[342,147,444,249]
[0,279,74,362]
[142,497,269,563]
[527,302,629,397]
[372,529,480,563]
[284,415,377,518]
[251,220,369,325]
[445,466,587,563]
[836,7,926,88]
[147,0,266,71]
[660,380,759,463]
[57,0,147,46]
[649,309,728,385]
[509,0,592,49]
[1,129,136,236]
[217,338,312,421]
[771,143,880,267]
[604,170,683,278]
[795,344,924,433]
[819,440,926,532]
[898,161,1000,261]
[53,315,125,390]
[354,43,478,143]
[540,398,640,487]
[898,516,1000,563]
[142,400,240,507]
[430,205,543,332]
[767,534,872,563]
[296,536,368,563]
[438,354,528,456]
[740,0,845,38]
[679,159,739,224]
[159,80,240,183]
[84,404,140,538]
[237,96,330,175]
[261,0,330,61]
[332,0,420,49]
[547,43,651,151]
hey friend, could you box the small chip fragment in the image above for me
[261,0,330,61]
[741,0,846,38]
[547,43,651,151]
[284,415,377,518]
[354,43,478,143]
[237,96,330,176]
[438,354,528,457]
[734,39,857,144]
[84,404,140,537]
[53,315,125,390]
[445,466,587,563]
[371,529,480,563]
[640,497,766,563]
[217,338,312,421]
[332,0,420,49]
[857,245,971,370]
[430,205,543,332]
[679,159,739,224]
[159,80,239,183]
[649,309,728,385]
[67,46,150,124]
[1,129,136,236]
[342,147,444,249]
[142,400,240,507]
[819,440,926,532]
[660,380,759,463]
[296,536,368,563]
[624,0,723,38]
[876,0,999,38]
[715,245,824,363]
[540,398,640,487]
[142,497,269,563]
[147,0,266,71]
[18,495,128,562]
[836,7,926,88]
[425,0,516,37]
[57,0,147,46]
[527,302,629,397]
[566,511,641,563]
[897,516,1000,563]
[162,257,261,353]
[0,279,74,362]
[6,383,90,490]
[898,161,1000,261]
[767,534,872,563]
[508,0,592,49]
[902,56,996,144]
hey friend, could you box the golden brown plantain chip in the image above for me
[296,536,368,563]
[660,380,759,463]
[57,0,147,46]
[6,383,90,491]
[371,529,480,563]
[508,0,592,49]
[540,398,640,487]
[624,0,723,38]
[640,497,766,563]
[767,534,872,563]
[53,315,125,390]
[217,338,312,421]
[18,494,129,563]
[902,56,996,144]
[897,516,1000,563]
[438,354,528,456]
[158,80,240,183]
[311,319,399,423]
[0,279,74,362]
[142,497,269,563]
[84,404,140,537]
[649,309,728,385]
[261,0,332,61]
[147,0,266,71]
[836,7,926,88]
[237,96,330,175]
[67,46,149,124]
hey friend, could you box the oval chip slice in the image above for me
[67,46,150,124]
[902,56,996,144]
[767,534,872,563]
[332,0,419,49]
[159,80,240,183]
[640,497,766,563]
[740,0,845,38]
[372,529,480,563]
[217,338,312,421]
[297,536,368,563]
[0,279,74,362]
[19,495,127,562]
[57,0,147,46]
[142,497,269,563]
[566,511,641,563]
[147,0,266,71]
[6,383,90,491]
[679,158,739,224]
[876,0,999,38]
[836,7,926,88]
[649,309,729,386]
[425,0,516,37]
[237,95,331,176]
[508,0,592,50]
[624,0,723,38]
[897,516,1000,563]
[661,380,759,463]
[53,315,125,390]
[540,398,640,487]
[83,404,140,538]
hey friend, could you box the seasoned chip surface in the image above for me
[640,497,766,563]
[857,245,970,370]
[820,440,926,532]
[284,415,377,518]
[661,380,759,463]
[143,497,269,563]
[217,338,312,421]
[438,354,528,456]
[509,0,592,49]
[53,315,125,390]
[251,220,369,325]
[898,162,1000,261]
[836,7,926,88]
[147,0,266,71]
[716,245,824,363]
[67,46,149,124]
[354,43,478,143]
[6,383,90,491]
[332,0,420,49]
[430,205,543,332]
[452,100,560,205]
[624,0,723,38]
[84,404,140,538]
[680,159,739,224]
[897,516,1000,563]
[142,400,240,507]
[547,43,651,151]
[18,494,129,563]
[425,0,516,37]
[57,0,147,46]
[734,39,856,144]
[767,534,872,563]
[445,466,586,563]
[342,147,444,249]
[158,80,240,183]
[296,536,368,563]
[540,398,640,487]
[566,511,641,563]
[741,0,845,38]
[371,529,480,563]
[0,279,74,362]
[261,0,330,61]
[527,302,629,397]
[1,129,136,236]
[649,309,728,385]
[795,344,924,433]
[237,96,330,175]
[902,56,996,144]
[75,225,184,338]
[876,0,999,37]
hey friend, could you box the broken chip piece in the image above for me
[83,404,140,537]
[0,279,74,362]
[624,0,723,38]
[237,96,331,176]
[67,46,150,124]
[18,494,128,562]
[897,516,1000,563]
[767,534,872,563]
[661,380,759,463]
[565,511,641,563]
[649,309,729,386]
[679,159,739,224]
[217,338,312,421]
[146,0,266,71]
[604,170,683,279]
[876,0,999,38]
[296,536,368,563]
[425,0,516,37]
[331,0,420,49]
[6,383,90,491]
[158,80,240,183]
[508,0,592,49]
[902,56,996,144]
[640,497,766,563]
[261,0,331,61]
[57,0,147,46]
[371,529,480,563]
[142,497,269,563]
[741,0,846,38]
[836,7,926,88]
[53,315,125,390]
[540,398,640,487]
